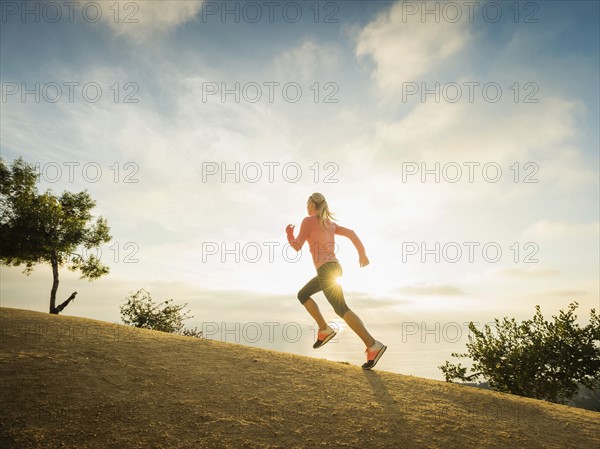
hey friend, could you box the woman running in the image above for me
[286,192,386,370]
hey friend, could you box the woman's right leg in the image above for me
[318,263,377,348]
[342,310,376,348]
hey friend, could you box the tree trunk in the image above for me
[49,253,59,314]
[48,254,79,315]
[54,291,78,314]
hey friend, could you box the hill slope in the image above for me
[1,307,598,449]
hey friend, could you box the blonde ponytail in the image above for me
[309,192,335,229]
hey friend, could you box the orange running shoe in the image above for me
[313,325,336,349]
[362,340,387,370]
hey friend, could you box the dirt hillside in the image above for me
[0,307,598,448]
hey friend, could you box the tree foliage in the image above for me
[0,157,111,313]
[120,289,203,338]
[439,302,600,404]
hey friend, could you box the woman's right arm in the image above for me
[335,225,370,266]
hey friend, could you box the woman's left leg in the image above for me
[297,276,328,330]
[303,298,328,330]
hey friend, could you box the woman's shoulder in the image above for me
[301,215,319,227]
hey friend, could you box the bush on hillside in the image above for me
[120,288,203,338]
[439,302,600,404]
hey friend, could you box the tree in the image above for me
[439,302,600,404]
[0,157,111,314]
[120,288,203,338]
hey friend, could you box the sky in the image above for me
[1,0,599,380]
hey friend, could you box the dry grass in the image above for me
[1,307,598,448]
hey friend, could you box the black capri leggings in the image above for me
[297,261,351,318]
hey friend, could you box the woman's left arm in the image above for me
[286,217,310,251]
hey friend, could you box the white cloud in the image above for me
[489,266,560,279]
[521,221,600,240]
[395,283,467,296]
[272,40,342,83]
[371,96,579,164]
[356,1,471,94]
[544,289,588,297]
[102,1,204,43]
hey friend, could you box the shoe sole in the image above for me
[362,345,387,370]
[313,331,337,349]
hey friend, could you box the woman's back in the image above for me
[303,215,338,268]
